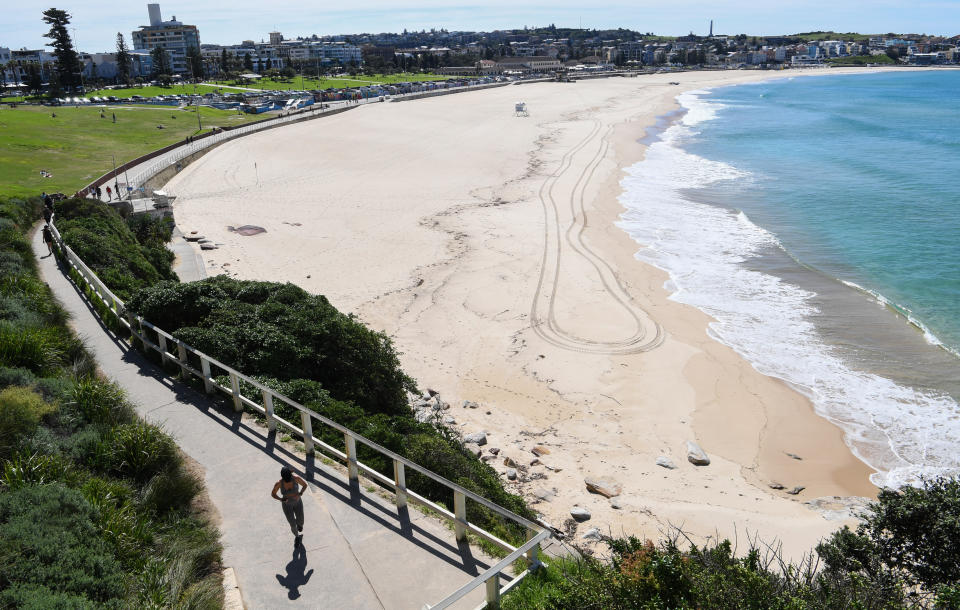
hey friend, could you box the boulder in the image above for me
[530,458,541,466]
[506,468,518,481]
[768,482,786,490]
[464,432,487,446]
[463,400,479,409]
[200,243,218,250]
[488,447,500,455]
[463,443,482,458]
[582,528,602,541]
[655,456,677,470]
[569,507,591,522]
[585,477,622,498]
[610,497,623,510]
[426,388,439,397]
[686,441,710,466]
[480,454,497,462]
[414,409,433,424]
[443,415,456,424]
[532,445,551,457]
[787,486,806,496]
[503,456,519,468]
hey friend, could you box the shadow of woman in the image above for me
[276,544,314,600]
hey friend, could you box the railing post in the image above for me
[229,372,242,412]
[200,357,213,394]
[454,491,467,542]
[126,311,138,337]
[157,334,168,363]
[526,528,541,569]
[393,459,407,509]
[485,576,501,609]
[262,390,276,431]
[176,341,188,377]
[345,433,358,482]
[300,411,314,454]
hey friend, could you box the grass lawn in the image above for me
[0,104,264,198]
[207,72,451,91]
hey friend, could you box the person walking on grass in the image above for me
[271,466,307,547]
[41,224,54,255]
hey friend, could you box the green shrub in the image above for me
[68,377,132,426]
[0,386,54,458]
[94,421,179,482]
[0,366,37,389]
[0,484,126,602]
[53,198,178,300]
[140,464,202,514]
[0,583,100,609]
[0,323,69,375]
[818,476,960,600]
[128,277,415,416]
[0,451,74,489]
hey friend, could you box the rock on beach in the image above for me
[584,477,622,498]
[686,441,710,466]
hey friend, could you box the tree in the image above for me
[150,46,170,78]
[221,48,229,74]
[41,8,81,91]
[886,46,901,61]
[26,62,43,96]
[115,33,131,85]
[243,52,254,72]
[186,46,202,79]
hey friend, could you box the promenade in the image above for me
[32,229,494,608]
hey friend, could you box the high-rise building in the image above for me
[131,3,200,75]
[269,31,283,46]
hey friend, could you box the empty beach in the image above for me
[165,69,883,556]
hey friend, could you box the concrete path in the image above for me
[33,230,493,609]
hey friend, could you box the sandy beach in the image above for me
[165,68,886,557]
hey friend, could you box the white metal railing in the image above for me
[48,223,549,609]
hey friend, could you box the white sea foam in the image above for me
[617,91,960,489]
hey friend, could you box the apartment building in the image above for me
[131,3,200,74]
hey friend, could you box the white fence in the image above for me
[49,222,550,609]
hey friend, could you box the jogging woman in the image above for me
[271,466,307,546]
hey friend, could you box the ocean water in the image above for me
[617,70,960,489]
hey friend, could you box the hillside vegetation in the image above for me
[0,196,222,607]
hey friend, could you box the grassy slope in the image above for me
[0,105,263,198]
[80,84,227,99]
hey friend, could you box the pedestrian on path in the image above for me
[271,466,307,546]
[41,224,54,255]
[105,185,112,201]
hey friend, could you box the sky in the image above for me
[3,1,958,52]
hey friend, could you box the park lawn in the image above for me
[81,83,226,99]
[0,104,263,198]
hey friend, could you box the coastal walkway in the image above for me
[32,232,495,608]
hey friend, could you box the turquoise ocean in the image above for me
[617,70,960,488]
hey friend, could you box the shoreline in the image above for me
[164,67,930,557]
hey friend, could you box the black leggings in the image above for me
[282,499,304,535]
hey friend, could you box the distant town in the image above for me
[3,3,959,94]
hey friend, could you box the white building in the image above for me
[131,3,201,75]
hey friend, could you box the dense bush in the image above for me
[0,484,126,603]
[817,476,960,604]
[506,478,960,609]
[52,198,178,300]
[128,276,415,416]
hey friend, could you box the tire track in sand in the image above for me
[530,118,663,355]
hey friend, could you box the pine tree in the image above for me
[243,52,254,72]
[115,32,131,85]
[151,46,170,76]
[221,48,229,74]
[186,46,202,79]
[41,8,81,91]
